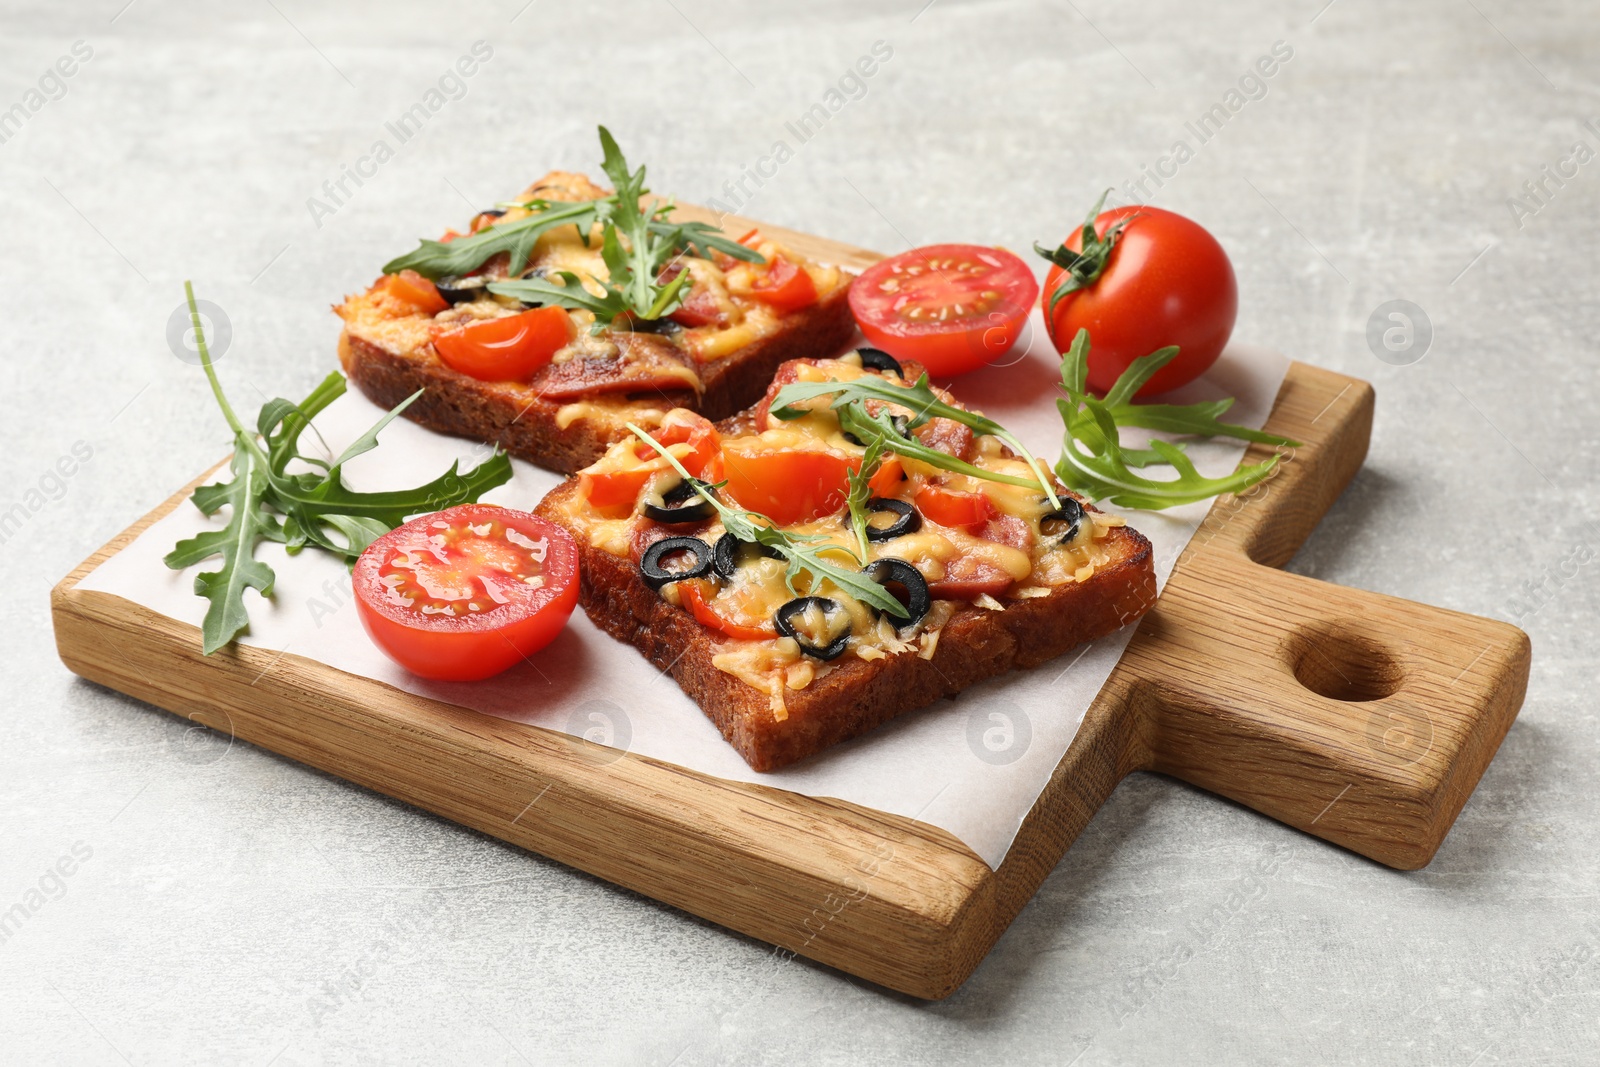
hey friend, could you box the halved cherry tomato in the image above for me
[352,504,579,681]
[849,244,1039,377]
[915,484,994,535]
[433,306,570,383]
[680,579,778,641]
[578,412,721,509]
[721,445,855,526]
[744,256,818,314]
[380,270,449,316]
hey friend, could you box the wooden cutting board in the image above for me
[50,209,1530,1000]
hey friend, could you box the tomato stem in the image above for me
[1034,189,1140,328]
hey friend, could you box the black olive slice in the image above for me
[1040,498,1086,545]
[629,316,683,336]
[477,208,508,221]
[712,532,784,579]
[863,558,931,631]
[863,497,921,542]
[639,536,713,590]
[856,347,904,377]
[435,274,490,305]
[774,596,851,661]
[641,479,715,525]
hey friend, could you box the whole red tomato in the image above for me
[1038,201,1237,398]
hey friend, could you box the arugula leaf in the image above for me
[770,373,1062,509]
[595,125,666,318]
[834,402,1051,494]
[647,216,760,265]
[163,447,282,654]
[258,371,344,472]
[385,126,761,329]
[166,282,513,653]
[844,434,885,561]
[382,198,602,279]
[266,456,510,551]
[1052,329,1296,508]
[625,423,908,619]
[486,271,630,329]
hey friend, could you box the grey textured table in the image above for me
[5,1,1597,1063]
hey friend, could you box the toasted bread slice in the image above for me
[535,354,1157,772]
[336,171,857,474]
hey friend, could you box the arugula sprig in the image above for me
[770,373,1063,508]
[1052,329,1297,509]
[164,282,512,653]
[383,198,601,280]
[490,128,762,328]
[382,126,761,331]
[625,423,908,619]
[843,434,886,561]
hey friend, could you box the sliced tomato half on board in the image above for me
[352,504,579,681]
[849,244,1039,377]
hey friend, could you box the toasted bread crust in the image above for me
[339,278,856,475]
[535,479,1156,772]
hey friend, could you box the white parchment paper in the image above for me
[76,313,1287,869]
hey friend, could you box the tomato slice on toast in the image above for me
[579,411,721,510]
[432,306,570,383]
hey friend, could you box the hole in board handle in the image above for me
[1287,620,1404,703]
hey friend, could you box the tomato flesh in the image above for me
[433,306,570,383]
[722,446,857,526]
[744,256,818,314]
[579,412,721,509]
[850,244,1039,377]
[353,504,579,681]
[866,455,905,497]
[915,485,994,535]
[681,579,778,641]
[381,270,449,316]
[1043,205,1237,397]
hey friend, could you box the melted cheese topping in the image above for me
[558,356,1128,702]
[334,182,849,397]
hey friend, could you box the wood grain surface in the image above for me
[50,210,1530,999]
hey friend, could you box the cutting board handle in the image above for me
[1123,552,1530,869]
